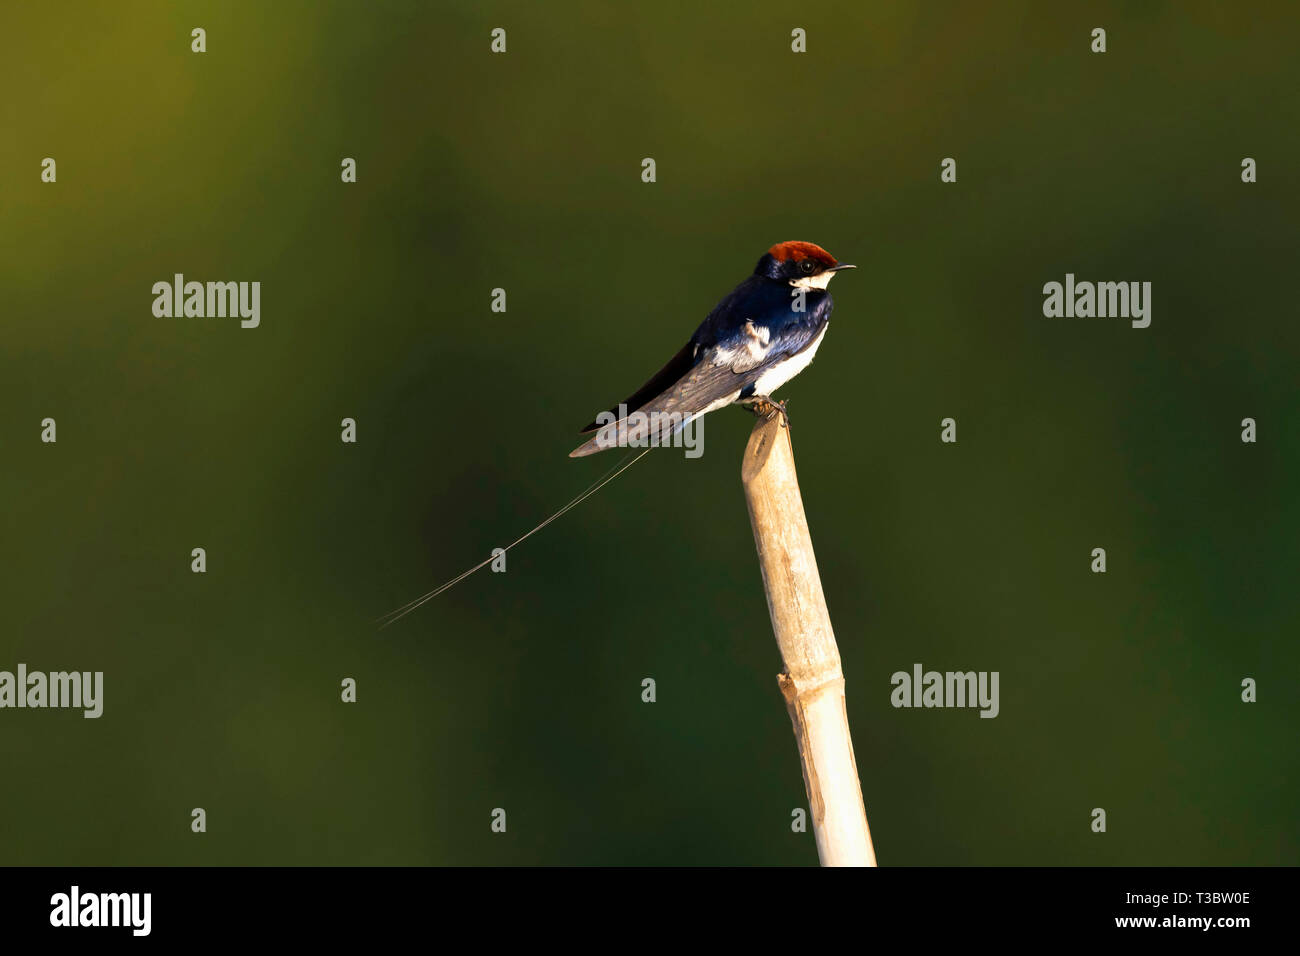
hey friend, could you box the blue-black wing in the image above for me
[571,280,831,457]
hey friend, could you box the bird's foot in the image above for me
[744,395,791,430]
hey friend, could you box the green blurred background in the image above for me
[2,1,1296,865]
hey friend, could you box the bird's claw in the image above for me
[745,395,791,430]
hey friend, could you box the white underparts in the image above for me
[752,324,828,396]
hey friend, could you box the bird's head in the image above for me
[755,241,856,289]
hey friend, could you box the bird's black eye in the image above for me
[799,260,816,275]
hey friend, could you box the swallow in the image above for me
[378,241,856,627]
[569,241,854,457]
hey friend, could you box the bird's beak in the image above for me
[828,263,857,272]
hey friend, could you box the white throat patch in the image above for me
[789,271,837,291]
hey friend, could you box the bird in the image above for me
[569,241,854,458]
[376,241,853,628]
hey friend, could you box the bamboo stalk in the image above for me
[741,412,877,866]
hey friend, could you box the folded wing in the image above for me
[569,317,824,458]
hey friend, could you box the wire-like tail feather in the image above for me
[375,446,653,630]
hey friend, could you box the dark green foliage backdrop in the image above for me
[2,1,1296,865]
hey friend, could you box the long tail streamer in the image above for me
[375,446,653,630]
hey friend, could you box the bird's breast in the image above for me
[751,324,829,397]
